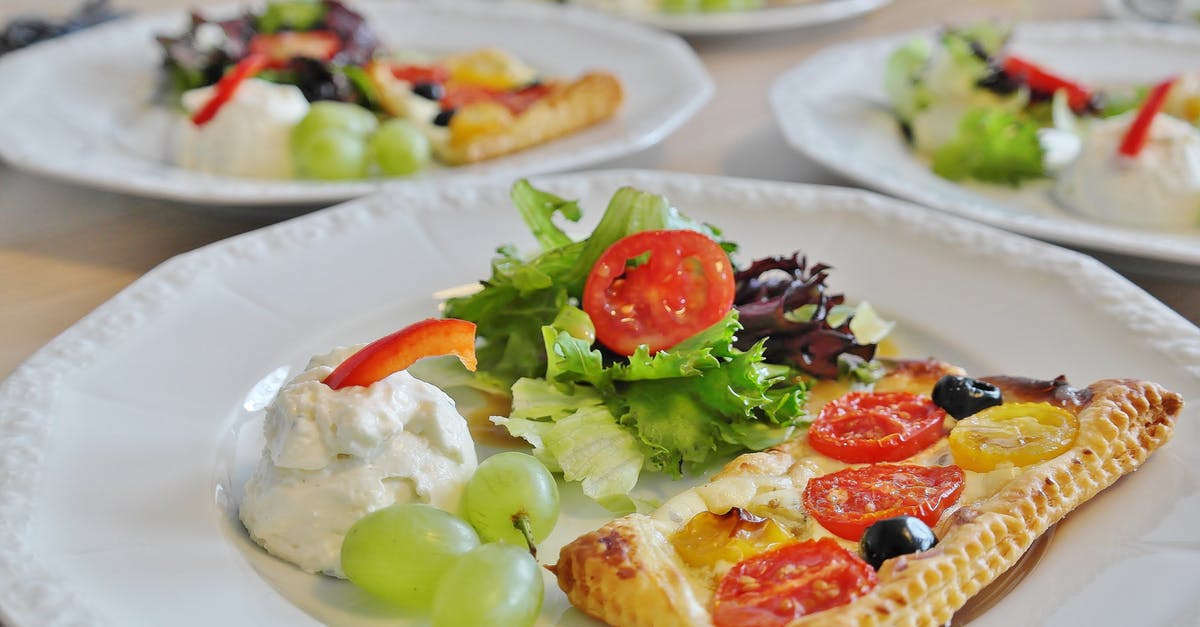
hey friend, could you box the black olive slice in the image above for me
[859,515,938,570]
[932,374,1003,419]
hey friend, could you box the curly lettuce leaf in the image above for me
[884,37,933,124]
[443,181,731,387]
[494,405,645,513]
[932,107,1046,184]
[502,311,808,509]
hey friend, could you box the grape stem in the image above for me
[513,513,537,558]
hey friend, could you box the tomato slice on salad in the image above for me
[582,229,735,356]
[807,391,948,463]
[712,538,878,627]
[802,464,965,541]
[247,30,342,67]
[323,318,477,390]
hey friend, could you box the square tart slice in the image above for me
[552,359,1182,626]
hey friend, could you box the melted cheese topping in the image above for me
[655,373,1035,577]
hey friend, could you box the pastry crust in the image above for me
[554,366,1182,627]
[437,72,623,165]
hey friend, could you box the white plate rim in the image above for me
[573,0,892,36]
[1103,0,1200,24]
[768,19,1200,267]
[0,1,712,207]
[1,169,1198,626]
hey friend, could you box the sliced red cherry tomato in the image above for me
[808,391,948,463]
[441,83,500,110]
[247,30,342,68]
[582,229,735,356]
[323,318,477,390]
[1001,55,1093,112]
[1118,77,1177,158]
[441,82,550,114]
[802,464,965,541]
[190,53,272,126]
[388,63,451,85]
[493,82,553,115]
[712,538,877,627]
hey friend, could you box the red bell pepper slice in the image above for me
[1118,77,1177,159]
[248,30,342,68]
[1001,55,1093,112]
[323,318,478,390]
[389,63,450,85]
[189,53,271,126]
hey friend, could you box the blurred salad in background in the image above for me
[885,22,1200,229]
[156,0,620,181]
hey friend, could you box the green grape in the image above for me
[369,119,431,176]
[292,101,379,149]
[340,503,480,609]
[293,128,369,180]
[431,543,543,627]
[462,452,560,552]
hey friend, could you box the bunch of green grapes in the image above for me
[291,102,431,180]
[340,452,560,626]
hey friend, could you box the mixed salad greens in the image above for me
[157,0,379,106]
[434,181,890,512]
[883,23,1154,185]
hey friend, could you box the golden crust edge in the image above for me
[554,377,1181,627]
[790,378,1181,626]
[437,72,624,165]
[554,514,713,627]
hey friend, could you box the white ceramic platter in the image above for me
[1104,0,1200,24]
[568,0,891,36]
[769,21,1200,267]
[0,2,710,206]
[2,170,1198,626]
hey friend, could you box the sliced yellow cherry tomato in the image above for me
[670,508,793,569]
[449,101,514,141]
[444,48,537,91]
[949,402,1079,472]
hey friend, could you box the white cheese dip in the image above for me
[239,346,477,577]
[177,78,309,179]
[1053,111,1200,229]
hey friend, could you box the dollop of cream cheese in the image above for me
[1053,111,1200,229]
[177,79,309,179]
[239,345,477,577]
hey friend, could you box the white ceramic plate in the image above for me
[1104,0,1200,24]
[0,2,710,207]
[769,21,1200,267]
[567,0,891,36]
[1,170,1198,626]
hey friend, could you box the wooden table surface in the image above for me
[2,0,1198,383]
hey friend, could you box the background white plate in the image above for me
[1104,0,1200,24]
[1,170,1197,626]
[769,21,1200,267]
[0,1,711,206]
[569,0,891,35]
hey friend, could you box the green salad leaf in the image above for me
[443,180,730,389]
[447,181,808,512]
[932,108,1046,184]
